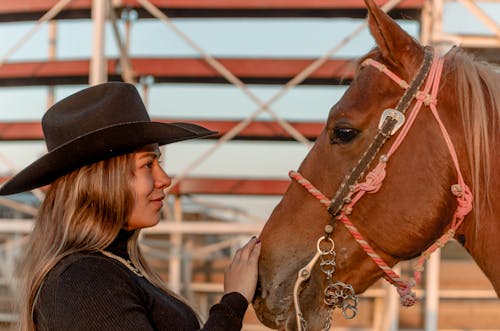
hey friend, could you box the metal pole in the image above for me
[425,251,441,331]
[382,265,401,331]
[387,283,400,331]
[419,0,432,45]
[142,78,150,109]
[433,0,443,38]
[109,3,136,83]
[170,195,183,294]
[433,0,446,52]
[90,0,108,85]
[47,21,57,108]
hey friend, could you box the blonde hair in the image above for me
[16,151,190,331]
[448,48,500,230]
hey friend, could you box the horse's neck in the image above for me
[445,57,500,296]
[458,186,500,296]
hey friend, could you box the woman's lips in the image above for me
[150,196,164,208]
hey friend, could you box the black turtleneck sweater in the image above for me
[34,231,248,331]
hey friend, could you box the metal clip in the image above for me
[378,108,405,135]
[293,249,321,331]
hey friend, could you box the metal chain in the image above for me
[324,281,359,319]
[298,312,308,331]
[321,308,334,331]
[319,243,336,280]
[295,231,359,331]
[318,236,359,320]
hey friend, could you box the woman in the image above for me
[0,82,261,331]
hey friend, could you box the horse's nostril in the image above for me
[256,279,269,297]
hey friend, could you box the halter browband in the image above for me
[290,46,473,311]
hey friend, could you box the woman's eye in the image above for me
[330,127,359,144]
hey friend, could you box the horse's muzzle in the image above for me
[252,291,290,330]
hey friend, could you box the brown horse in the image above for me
[253,0,500,330]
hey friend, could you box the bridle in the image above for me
[290,46,473,331]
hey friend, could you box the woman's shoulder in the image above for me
[45,252,140,290]
[36,253,150,330]
[50,252,115,273]
[39,252,146,311]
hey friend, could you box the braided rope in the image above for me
[289,171,331,208]
[339,216,404,282]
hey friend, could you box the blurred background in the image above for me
[0,0,498,330]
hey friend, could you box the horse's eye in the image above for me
[331,127,359,144]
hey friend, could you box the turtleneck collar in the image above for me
[105,229,135,258]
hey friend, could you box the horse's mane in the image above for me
[446,47,500,230]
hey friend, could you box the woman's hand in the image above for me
[224,237,261,302]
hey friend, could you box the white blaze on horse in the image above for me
[252,0,500,330]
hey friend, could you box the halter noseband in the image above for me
[290,47,473,330]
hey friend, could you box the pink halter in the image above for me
[290,52,473,307]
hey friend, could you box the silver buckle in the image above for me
[378,108,405,135]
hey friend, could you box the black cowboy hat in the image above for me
[0,82,216,195]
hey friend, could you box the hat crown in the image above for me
[42,82,150,151]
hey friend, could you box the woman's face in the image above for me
[126,144,171,230]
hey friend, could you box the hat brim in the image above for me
[0,121,216,195]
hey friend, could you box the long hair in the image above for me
[16,151,192,331]
[448,47,500,231]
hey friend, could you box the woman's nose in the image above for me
[155,165,171,189]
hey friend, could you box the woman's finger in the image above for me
[238,236,258,261]
[232,247,243,263]
[249,238,261,262]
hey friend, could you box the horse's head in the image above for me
[253,0,470,330]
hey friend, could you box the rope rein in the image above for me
[290,51,473,307]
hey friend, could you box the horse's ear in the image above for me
[364,0,421,65]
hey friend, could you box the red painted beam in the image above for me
[0,0,91,13]
[0,122,43,140]
[130,58,356,84]
[0,0,424,21]
[0,176,290,195]
[0,120,324,141]
[183,120,324,141]
[170,177,290,195]
[0,58,356,86]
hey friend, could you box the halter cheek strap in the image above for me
[290,52,473,307]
